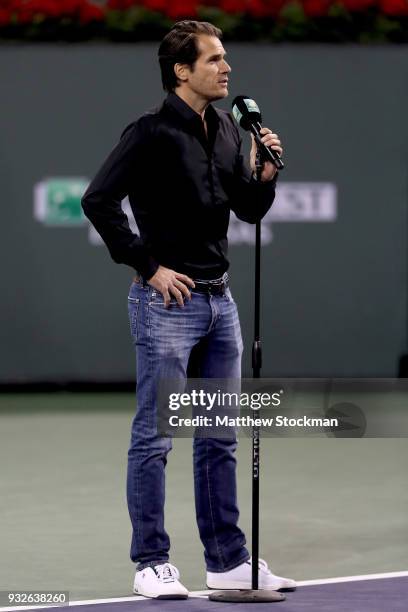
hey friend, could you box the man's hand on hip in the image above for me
[250,127,283,182]
[147,265,195,308]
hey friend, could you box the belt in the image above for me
[192,274,229,295]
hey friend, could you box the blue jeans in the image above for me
[126,279,250,572]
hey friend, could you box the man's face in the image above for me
[179,34,231,102]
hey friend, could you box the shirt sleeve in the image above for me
[81,119,159,280]
[229,126,278,224]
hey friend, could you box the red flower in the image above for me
[248,0,287,16]
[28,0,62,18]
[379,0,408,13]
[107,0,137,9]
[302,0,331,16]
[142,0,168,11]
[253,0,288,16]
[11,0,105,23]
[219,0,247,12]
[16,9,31,23]
[79,1,105,23]
[14,0,69,21]
[165,0,198,17]
[340,0,376,10]
[118,0,200,17]
[59,0,83,13]
[0,7,11,24]
[217,0,285,16]
[248,0,271,16]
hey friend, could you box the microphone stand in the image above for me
[209,147,285,604]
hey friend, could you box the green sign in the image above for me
[34,178,88,226]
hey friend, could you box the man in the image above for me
[82,20,296,599]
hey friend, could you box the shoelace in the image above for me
[258,558,270,574]
[154,562,180,583]
[247,557,270,574]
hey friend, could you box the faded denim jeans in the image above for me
[127,279,250,572]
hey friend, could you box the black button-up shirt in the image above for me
[82,92,278,280]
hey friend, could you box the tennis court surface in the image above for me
[1,395,407,611]
[1,573,408,612]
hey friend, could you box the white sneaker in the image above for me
[133,562,189,599]
[207,558,296,591]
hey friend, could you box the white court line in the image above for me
[295,570,408,587]
[1,570,407,611]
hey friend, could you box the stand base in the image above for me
[208,589,285,603]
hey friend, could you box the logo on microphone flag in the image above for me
[244,98,260,114]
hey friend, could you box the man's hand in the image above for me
[147,265,195,308]
[250,128,283,182]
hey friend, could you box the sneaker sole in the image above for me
[207,582,296,593]
[278,586,297,592]
[134,589,189,600]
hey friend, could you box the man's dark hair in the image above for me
[158,20,222,93]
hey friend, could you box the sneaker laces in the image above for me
[258,558,270,574]
[248,557,270,574]
[154,562,180,583]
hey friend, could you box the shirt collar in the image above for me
[165,92,220,127]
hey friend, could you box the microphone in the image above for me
[232,95,284,170]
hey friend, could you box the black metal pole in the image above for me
[251,150,264,590]
[208,145,284,604]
